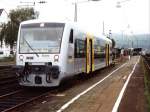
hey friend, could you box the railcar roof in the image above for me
[20,19,72,25]
[20,19,112,43]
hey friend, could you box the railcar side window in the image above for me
[69,29,73,43]
[75,39,86,58]
[94,39,105,60]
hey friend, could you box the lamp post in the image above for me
[73,0,101,22]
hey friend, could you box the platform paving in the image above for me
[63,56,144,112]
[118,58,146,112]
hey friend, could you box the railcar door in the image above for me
[86,35,94,74]
[105,44,110,66]
[67,29,74,74]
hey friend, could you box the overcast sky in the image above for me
[0,0,149,35]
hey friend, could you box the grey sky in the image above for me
[0,0,149,34]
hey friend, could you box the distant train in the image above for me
[132,48,142,55]
[15,20,112,87]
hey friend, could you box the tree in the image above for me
[1,8,39,54]
[0,23,7,47]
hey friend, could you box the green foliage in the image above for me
[0,23,7,47]
[9,8,36,24]
[0,8,38,52]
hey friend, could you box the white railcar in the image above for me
[16,19,112,87]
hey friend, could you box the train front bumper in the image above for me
[15,63,61,87]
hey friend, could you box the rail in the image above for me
[0,65,17,84]
[0,88,52,112]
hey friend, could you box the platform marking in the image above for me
[112,56,140,112]
[56,62,128,112]
[122,76,127,80]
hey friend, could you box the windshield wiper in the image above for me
[23,38,39,57]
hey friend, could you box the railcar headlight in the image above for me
[19,55,24,61]
[54,55,59,62]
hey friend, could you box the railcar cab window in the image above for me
[75,39,86,58]
[19,23,64,54]
[69,29,73,43]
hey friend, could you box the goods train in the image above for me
[15,19,112,87]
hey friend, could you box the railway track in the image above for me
[0,88,52,112]
[0,65,16,79]
[0,78,22,103]
[0,65,23,102]
[0,64,20,94]
[0,77,18,85]
[0,65,53,112]
[0,83,21,97]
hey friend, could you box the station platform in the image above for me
[59,56,146,112]
[118,57,146,112]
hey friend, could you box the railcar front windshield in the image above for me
[19,23,65,54]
